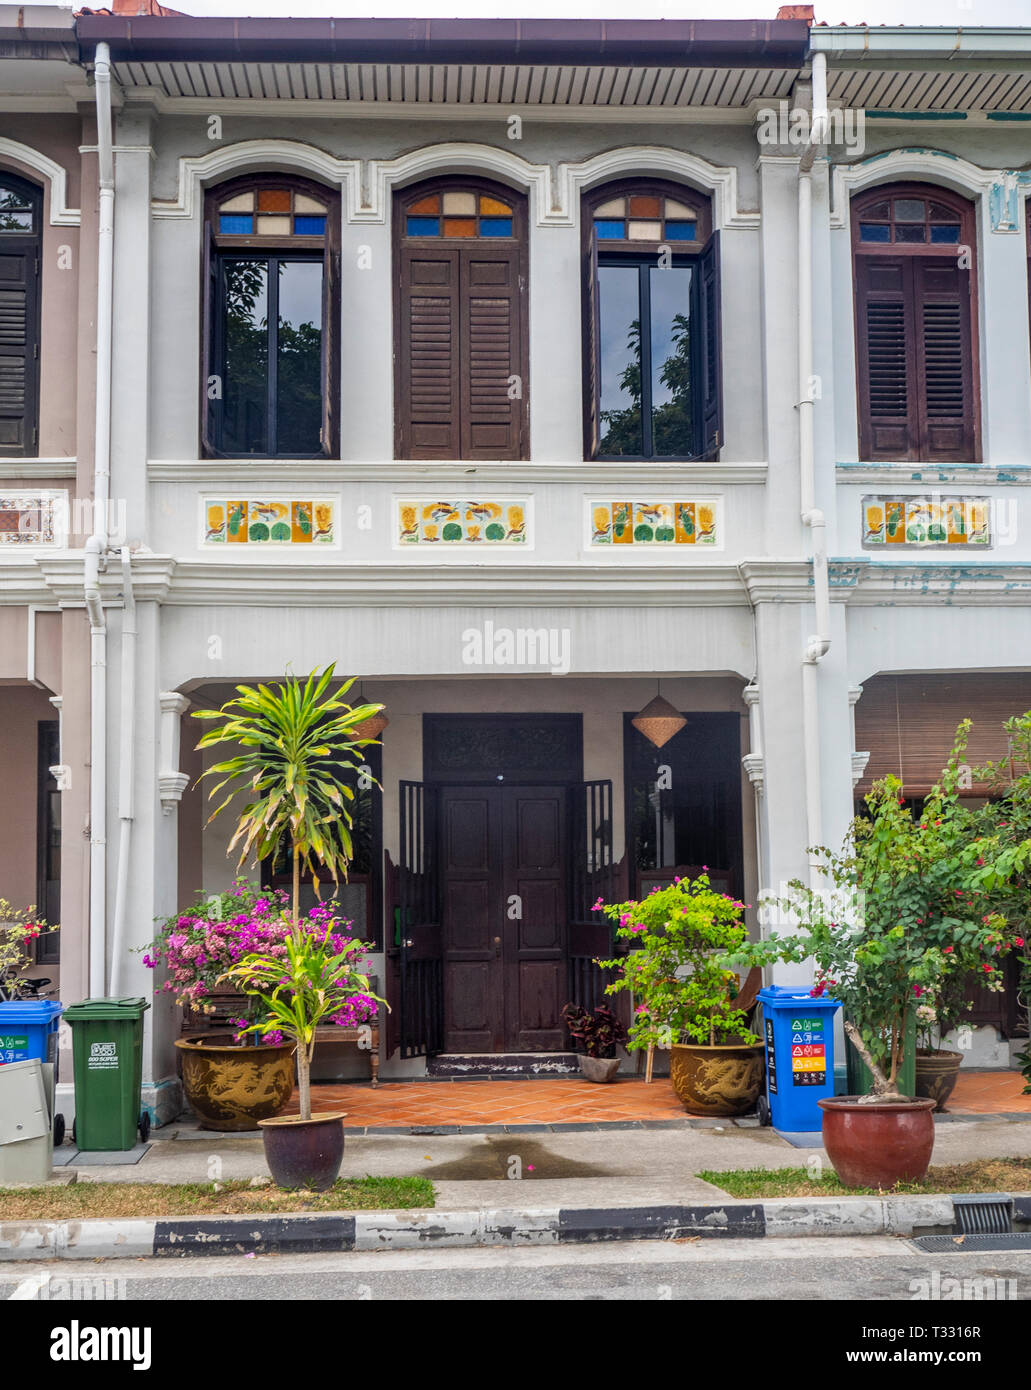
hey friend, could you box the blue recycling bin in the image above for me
[757,986,841,1133]
[0,1000,63,1069]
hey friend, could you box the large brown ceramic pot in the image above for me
[258,1112,347,1191]
[175,1035,297,1132]
[914,1049,963,1113]
[818,1095,936,1188]
[670,1043,765,1117]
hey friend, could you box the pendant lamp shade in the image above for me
[631,695,686,749]
[353,710,389,741]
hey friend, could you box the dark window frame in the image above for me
[581,178,719,464]
[0,169,43,459]
[393,174,530,461]
[851,180,981,464]
[201,173,340,460]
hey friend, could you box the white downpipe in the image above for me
[110,548,136,996]
[799,51,830,882]
[87,41,115,996]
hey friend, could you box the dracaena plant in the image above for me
[221,919,386,1122]
[193,665,383,926]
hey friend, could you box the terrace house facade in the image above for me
[1,9,1030,1118]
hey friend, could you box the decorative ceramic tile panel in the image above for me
[0,491,67,547]
[861,497,991,548]
[201,498,337,547]
[397,499,529,545]
[588,499,721,548]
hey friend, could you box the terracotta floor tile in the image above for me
[947,1070,1031,1114]
[283,1076,688,1126]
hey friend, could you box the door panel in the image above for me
[440,784,568,1052]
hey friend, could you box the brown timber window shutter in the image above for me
[395,180,528,461]
[852,183,979,464]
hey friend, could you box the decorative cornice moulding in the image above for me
[0,138,80,226]
[829,148,1003,230]
[153,139,758,231]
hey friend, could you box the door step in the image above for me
[427,1053,582,1078]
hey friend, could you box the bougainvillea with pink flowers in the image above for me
[144,879,377,1042]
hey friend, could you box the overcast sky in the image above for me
[170,1,1031,27]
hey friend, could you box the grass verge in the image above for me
[0,1176,434,1220]
[699,1157,1031,1198]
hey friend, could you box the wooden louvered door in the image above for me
[0,241,39,457]
[396,232,526,460]
[856,254,976,463]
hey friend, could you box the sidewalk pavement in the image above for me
[45,1111,1031,1209]
[5,1114,1030,1261]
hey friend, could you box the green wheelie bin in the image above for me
[63,997,151,1150]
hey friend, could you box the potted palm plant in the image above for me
[596,876,764,1116]
[190,665,388,1182]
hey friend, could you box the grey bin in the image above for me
[0,1057,54,1185]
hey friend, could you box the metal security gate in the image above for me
[568,779,615,1011]
[398,780,443,1058]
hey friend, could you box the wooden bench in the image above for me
[313,1023,381,1085]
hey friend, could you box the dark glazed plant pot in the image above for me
[914,1049,963,1113]
[579,1055,620,1084]
[175,1036,297,1132]
[258,1112,347,1191]
[670,1043,765,1117]
[818,1096,936,1188]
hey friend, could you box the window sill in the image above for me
[150,459,769,485]
[837,462,1025,485]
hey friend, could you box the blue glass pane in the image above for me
[595,220,626,239]
[479,217,513,237]
[859,223,890,242]
[294,215,326,235]
[929,224,961,243]
[664,222,696,241]
[406,215,440,236]
[220,214,253,234]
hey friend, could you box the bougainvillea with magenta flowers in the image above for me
[144,879,377,1041]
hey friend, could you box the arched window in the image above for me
[852,182,979,463]
[202,174,339,458]
[0,172,43,457]
[394,178,528,460]
[582,179,720,462]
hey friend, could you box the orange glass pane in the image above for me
[443,217,476,237]
[408,194,440,215]
[479,195,512,216]
[628,195,661,218]
[257,189,291,213]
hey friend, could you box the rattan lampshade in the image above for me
[631,695,686,749]
[353,710,389,741]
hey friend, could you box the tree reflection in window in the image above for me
[598,262,694,459]
[219,256,322,456]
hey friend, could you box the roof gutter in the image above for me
[74,15,812,67]
[810,25,1031,60]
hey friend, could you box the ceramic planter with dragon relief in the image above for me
[669,1041,766,1117]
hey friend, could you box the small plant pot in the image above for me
[258,1111,347,1191]
[579,1055,620,1084]
[914,1049,963,1113]
[818,1095,936,1188]
[669,1043,765,1117]
[175,1036,297,1132]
